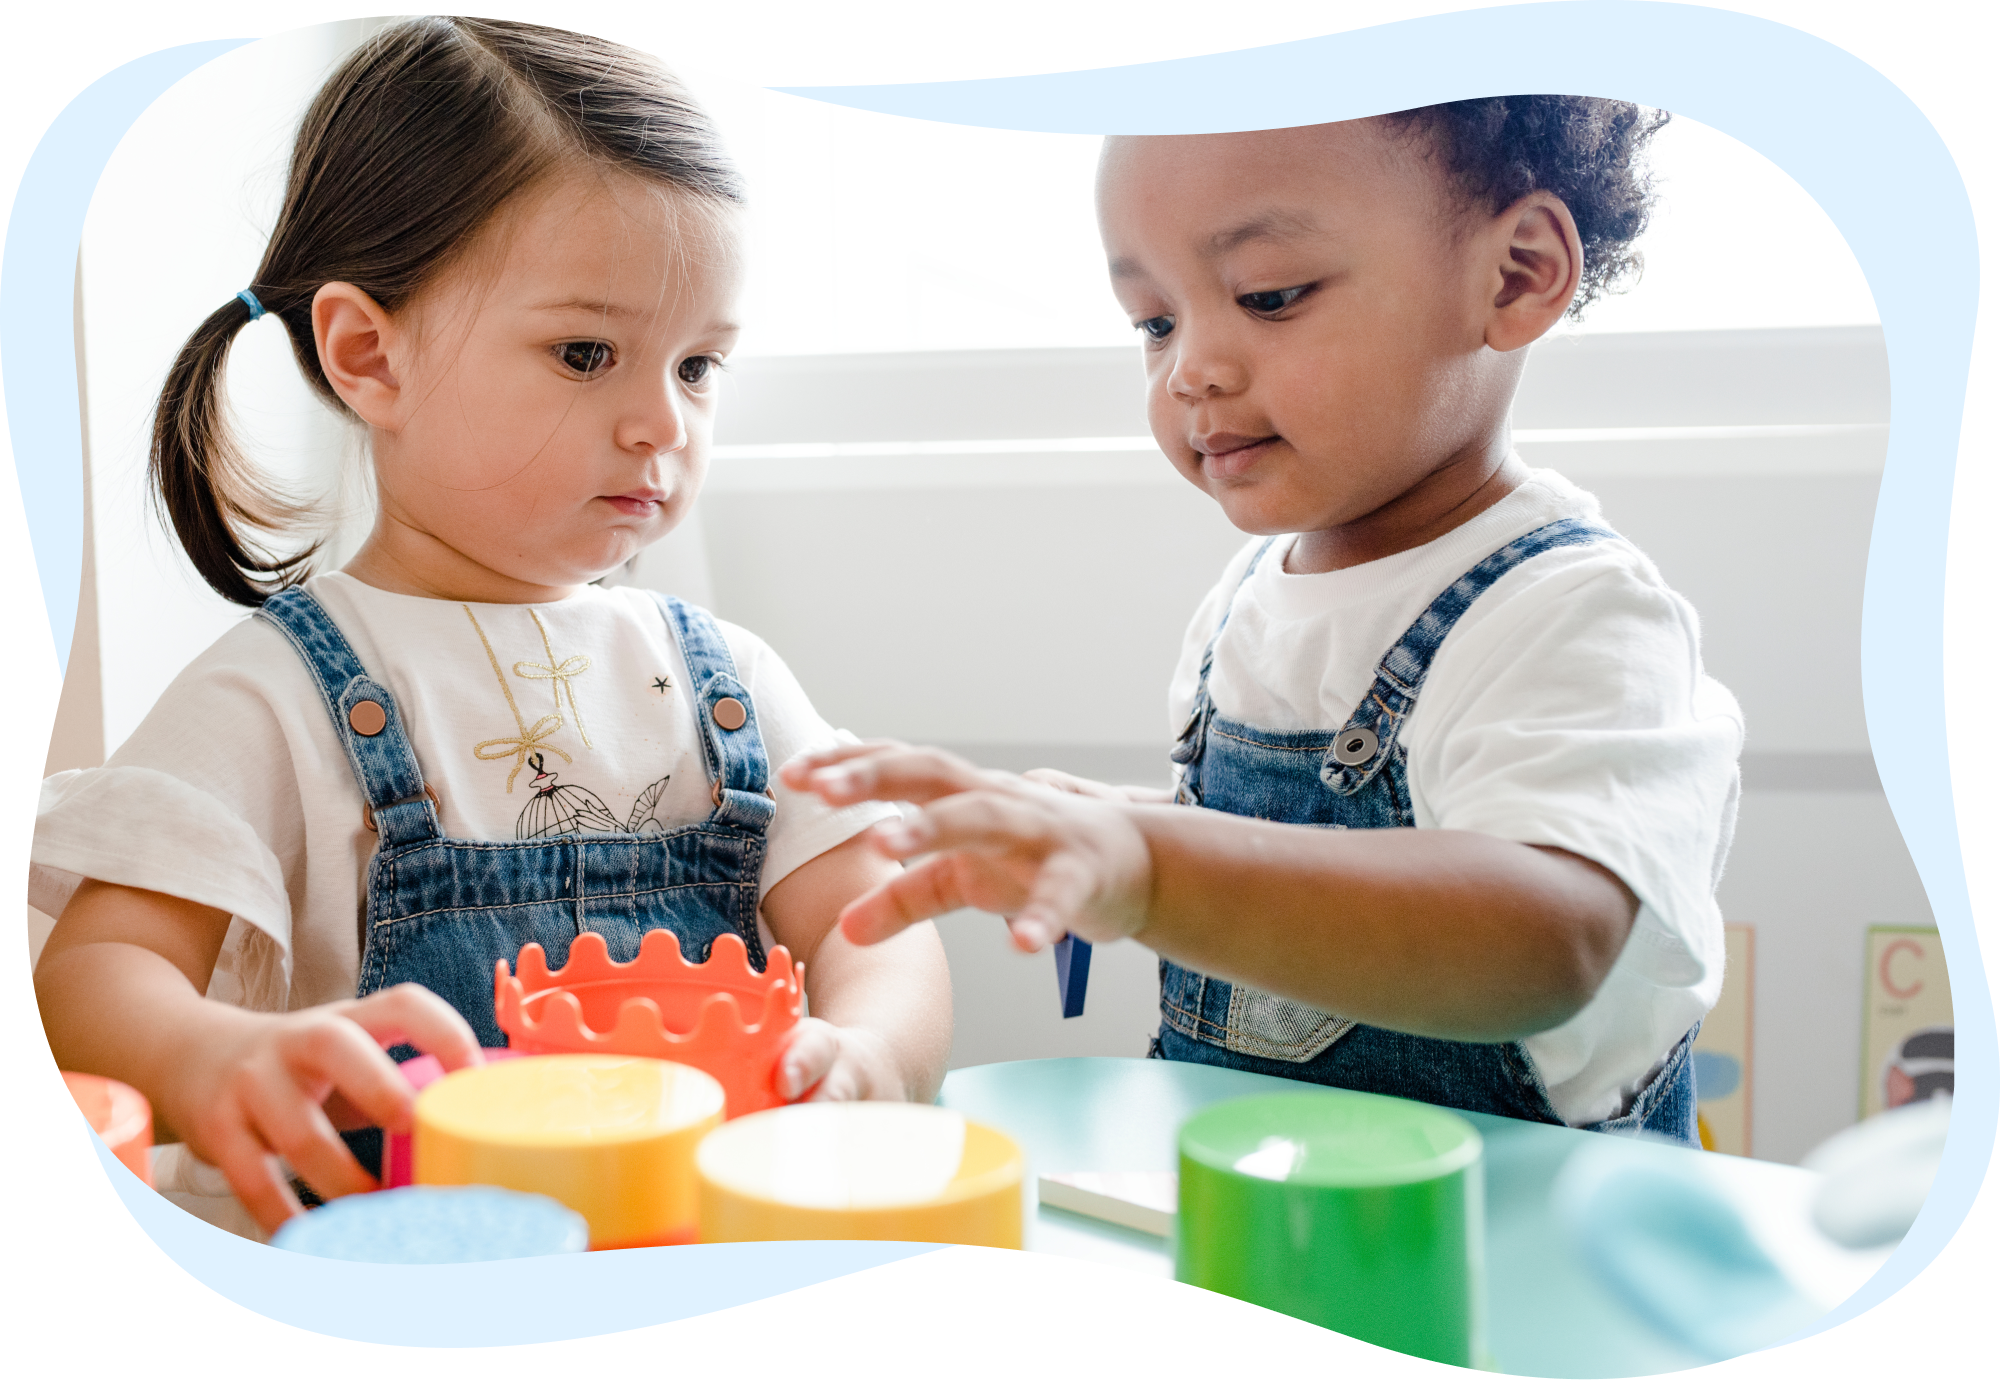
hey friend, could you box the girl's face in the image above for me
[330,172,743,602]
[1096,123,1557,567]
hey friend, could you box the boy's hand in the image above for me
[161,984,481,1233]
[780,742,1153,953]
[773,1017,909,1102]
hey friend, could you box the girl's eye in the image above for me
[677,355,721,386]
[1136,316,1175,343]
[557,341,614,375]
[1238,285,1312,315]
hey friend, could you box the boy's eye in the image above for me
[677,355,721,386]
[1136,316,1175,342]
[1238,285,1312,315]
[557,341,614,375]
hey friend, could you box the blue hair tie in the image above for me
[236,288,267,321]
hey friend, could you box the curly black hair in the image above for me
[1381,96,1668,317]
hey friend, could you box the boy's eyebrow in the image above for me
[1203,210,1322,256]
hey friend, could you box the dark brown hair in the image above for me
[152,17,745,605]
[1382,96,1668,317]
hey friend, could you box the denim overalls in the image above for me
[1156,518,1700,1141]
[256,587,776,1170]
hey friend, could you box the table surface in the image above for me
[938,1057,1890,1378]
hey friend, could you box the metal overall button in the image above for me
[1331,726,1378,766]
[348,699,388,736]
[711,697,748,731]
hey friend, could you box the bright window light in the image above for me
[678,73,1880,356]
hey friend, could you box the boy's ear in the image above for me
[1484,192,1583,352]
[313,282,404,424]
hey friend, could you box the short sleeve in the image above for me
[720,621,900,895]
[30,617,338,1010]
[1406,547,1743,986]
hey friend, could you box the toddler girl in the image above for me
[788,100,1739,1143]
[34,17,950,1233]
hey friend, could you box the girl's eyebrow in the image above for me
[531,297,642,318]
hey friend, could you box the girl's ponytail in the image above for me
[146,17,744,607]
[149,292,316,607]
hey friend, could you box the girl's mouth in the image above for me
[1194,433,1279,479]
[603,491,669,517]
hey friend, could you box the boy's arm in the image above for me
[760,830,953,1103]
[782,743,1636,1044]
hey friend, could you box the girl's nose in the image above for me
[615,377,689,456]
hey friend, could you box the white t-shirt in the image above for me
[1166,468,1742,1126]
[31,572,896,1016]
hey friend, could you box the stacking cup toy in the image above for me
[697,1103,1023,1247]
[62,1072,153,1185]
[273,1185,588,1262]
[415,1055,724,1249]
[496,929,803,1116]
[381,1048,523,1189]
[1176,1091,1485,1366]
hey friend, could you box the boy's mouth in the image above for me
[1193,432,1279,479]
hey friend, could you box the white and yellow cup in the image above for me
[696,1102,1023,1247]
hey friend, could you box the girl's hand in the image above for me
[160,984,482,1233]
[779,742,1154,953]
[773,1017,910,1103]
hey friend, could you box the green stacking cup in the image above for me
[1176,1090,1485,1365]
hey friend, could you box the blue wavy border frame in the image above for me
[4,0,1986,1354]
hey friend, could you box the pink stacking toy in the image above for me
[495,929,804,1117]
[62,1072,153,1185]
[381,1049,524,1189]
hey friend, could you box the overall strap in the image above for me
[652,593,776,834]
[1320,517,1618,796]
[1171,537,1279,803]
[255,588,442,846]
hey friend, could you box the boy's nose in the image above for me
[1163,330,1248,400]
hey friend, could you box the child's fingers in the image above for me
[1021,768,1123,800]
[208,1115,305,1234]
[837,853,989,946]
[798,745,998,807]
[241,1066,379,1204]
[276,1009,423,1137]
[342,983,484,1073]
[776,1019,838,1101]
[778,739,910,786]
[1006,851,1103,952]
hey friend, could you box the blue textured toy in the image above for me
[271,1185,588,1263]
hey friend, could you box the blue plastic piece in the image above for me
[1054,935,1092,1018]
[271,1185,588,1264]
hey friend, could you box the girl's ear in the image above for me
[1484,192,1583,352]
[313,282,405,424]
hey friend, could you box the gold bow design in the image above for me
[516,620,592,748]
[474,716,572,792]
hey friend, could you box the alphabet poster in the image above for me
[1694,924,1754,1155]
[1860,926,1954,1120]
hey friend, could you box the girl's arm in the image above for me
[35,880,481,1231]
[760,830,953,1103]
[782,743,1637,1045]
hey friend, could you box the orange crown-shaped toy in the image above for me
[495,929,803,1117]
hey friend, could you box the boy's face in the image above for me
[1098,122,1524,546]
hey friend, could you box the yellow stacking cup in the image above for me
[415,1054,724,1249]
[697,1103,1023,1247]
